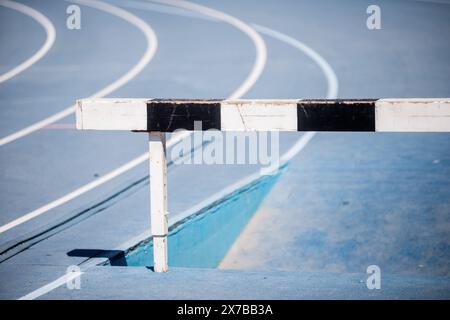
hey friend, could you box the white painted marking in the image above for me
[253,24,338,100]
[109,0,214,21]
[221,100,297,131]
[43,123,76,129]
[151,0,267,99]
[77,99,147,130]
[19,271,83,300]
[0,0,158,146]
[0,0,56,83]
[375,98,450,131]
[17,0,268,299]
[0,152,148,234]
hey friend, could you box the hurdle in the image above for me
[76,98,450,272]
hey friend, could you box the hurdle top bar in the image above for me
[76,98,450,132]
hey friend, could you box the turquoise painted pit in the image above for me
[106,168,284,268]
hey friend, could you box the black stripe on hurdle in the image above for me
[147,100,221,132]
[297,100,377,131]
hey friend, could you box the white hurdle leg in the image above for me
[149,132,168,272]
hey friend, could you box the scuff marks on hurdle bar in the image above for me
[297,99,377,131]
[147,100,221,132]
[147,99,377,132]
[76,98,450,132]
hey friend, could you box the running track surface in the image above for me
[0,0,450,299]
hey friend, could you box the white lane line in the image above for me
[0,0,56,83]
[253,25,338,100]
[0,0,158,146]
[150,0,267,99]
[19,271,83,300]
[0,153,147,234]
[17,0,267,300]
[43,123,76,129]
[2,0,265,234]
[109,0,214,21]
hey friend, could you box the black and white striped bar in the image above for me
[76,98,450,132]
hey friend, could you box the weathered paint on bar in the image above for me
[76,98,450,132]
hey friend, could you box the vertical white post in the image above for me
[149,132,168,272]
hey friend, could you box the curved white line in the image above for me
[0,0,158,146]
[0,0,56,83]
[252,25,338,101]
[150,0,267,99]
[1,0,266,235]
